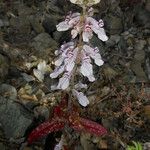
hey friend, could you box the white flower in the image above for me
[82,24,93,42]
[64,47,78,72]
[70,16,108,43]
[72,89,89,107]
[80,52,95,82]
[54,42,75,66]
[56,7,108,43]
[87,17,108,41]
[71,25,81,39]
[50,65,65,78]
[56,12,80,31]
[57,72,71,90]
[83,45,104,66]
[70,0,101,7]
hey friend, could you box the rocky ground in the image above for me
[0,0,150,150]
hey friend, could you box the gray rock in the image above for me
[33,106,50,120]
[91,35,105,54]
[134,5,150,27]
[30,32,58,57]
[144,142,150,150]
[106,35,121,47]
[104,15,123,35]
[0,54,9,83]
[0,96,32,139]
[131,39,147,81]
[9,4,33,34]
[0,18,9,27]
[29,15,44,34]
[9,16,31,34]
[0,84,17,99]
[80,134,97,150]
[43,14,58,34]
[53,30,71,43]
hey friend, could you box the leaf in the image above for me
[132,141,142,150]
[28,120,65,144]
[70,117,107,136]
[127,141,143,150]
[80,118,107,136]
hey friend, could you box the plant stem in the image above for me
[67,5,87,111]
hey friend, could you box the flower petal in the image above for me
[94,57,104,66]
[87,0,101,6]
[57,72,71,90]
[80,53,92,75]
[91,25,108,41]
[70,0,100,6]
[56,21,71,31]
[71,29,78,39]
[97,28,108,41]
[87,17,108,41]
[80,62,93,77]
[64,47,78,71]
[50,65,65,78]
[70,0,83,5]
[68,15,80,26]
[72,89,89,107]
[87,75,95,82]
[82,30,93,42]
[83,45,104,66]
[55,56,64,66]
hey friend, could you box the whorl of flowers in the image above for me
[50,0,108,107]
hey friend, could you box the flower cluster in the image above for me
[57,11,108,42]
[50,0,108,107]
[70,0,101,7]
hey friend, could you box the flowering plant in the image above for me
[28,0,108,148]
[50,0,108,107]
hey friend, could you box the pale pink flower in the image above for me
[50,65,65,78]
[70,16,108,43]
[83,45,104,66]
[72,89,89,107]
[56,7,108,43]
[57,72,71,90]
[86,17,108,41]
[80,52,95,82]
[82,24,93,42]
[56,12,80,31]
[54,42,75,66]
[64,47,78,72]
[50,42,79,90]
[71,25,81,39]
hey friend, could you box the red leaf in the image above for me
[70,117,107,136]
[80,118,107,136]
[28,120,65,144]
